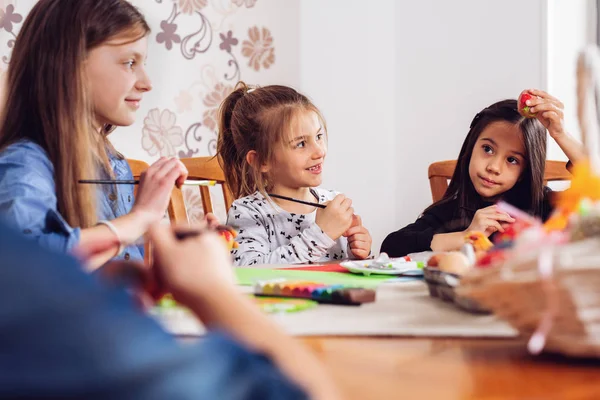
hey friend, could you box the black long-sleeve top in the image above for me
[380,188,555,257]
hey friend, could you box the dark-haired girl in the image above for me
[381,89,584,257]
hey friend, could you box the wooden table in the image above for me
[301,336,600,399]
[169,261,600,398]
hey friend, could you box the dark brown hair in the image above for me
[428,99,547,226]
[217,81,326,198]
[0,0,150,229]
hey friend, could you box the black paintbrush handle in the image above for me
[79,179,140,184]
[267,193,326,209]
[174,225,235,240]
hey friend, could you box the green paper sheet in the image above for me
[251,296,318,313]
[235,267,394,288]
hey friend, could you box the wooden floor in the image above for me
[302,336,600,400]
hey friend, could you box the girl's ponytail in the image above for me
[217,82,249,199]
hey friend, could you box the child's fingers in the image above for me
[529,103,563,118]
[528,88,562,105]
[151,158,180,181]
[351,247,370,259]
[541,111,561,122]
[348,233,370,245]
[162,167,187,191]
[525,96,544,107]
[146,157,169,176]
[204,212,220,228]
[486,219,505,233]
[350,241,370,252]
[345,207,355,220]
[525,96,563,111]
[344,226,365,238]
[340,197,353,210]
[492,212,516,223]
[548,97,565,110]
[329,194,347,207]
[476,207,503,218]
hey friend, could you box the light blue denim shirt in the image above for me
[0,220,306,399]
[0,140,143,261]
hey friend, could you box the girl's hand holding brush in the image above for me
[130,157,189,228]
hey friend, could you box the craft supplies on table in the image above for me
[253,279,376,306]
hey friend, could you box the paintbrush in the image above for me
[79,179,217,186]
[268,193,326,209]
[174,225,236,240]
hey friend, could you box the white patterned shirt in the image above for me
[227,188,351,266]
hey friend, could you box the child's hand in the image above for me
[524,89,566,139]
[96,260,161,309]
[132,157,188,227]
[315,194,354,240]
[204,212,220,229]
[343,215,372,259]
[467,205,515,237]
[148,223,236,303]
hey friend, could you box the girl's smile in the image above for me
[125,97,142,109]
[306,163,322,174]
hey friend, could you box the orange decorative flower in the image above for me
[557,160,600,212]
[178,0,207,15]
[241,26,275,71]
[544,160,600,232]
[232,0,258,7]
[142,108,184,157]
[174,90,193,113]
[202,83,233,131]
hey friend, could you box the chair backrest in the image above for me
[126,158,149,198]
[168,156,234,224]
[427,160,571,203]
[126,158,151,264]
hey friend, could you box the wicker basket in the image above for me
[423,267,490,314]
[455,46,600,358]
[458,237,600,357]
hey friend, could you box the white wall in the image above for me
[546,0,596,159]
[299,0,552,251]
[299,0,397,252]
[393,0,548,235]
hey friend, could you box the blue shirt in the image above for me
[0,220,306,399]
[0,140,143,260]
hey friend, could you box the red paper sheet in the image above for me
[276,264,348,273]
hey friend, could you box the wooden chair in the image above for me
[126,157,233,262]
[126,159,149,197]
[168,156,234,224]
[126,159,150,264]
[428,160,571,203]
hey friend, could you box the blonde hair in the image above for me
[0,0,150,228]
[217,81,326,198]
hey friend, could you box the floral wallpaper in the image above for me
[0,0,300,222]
